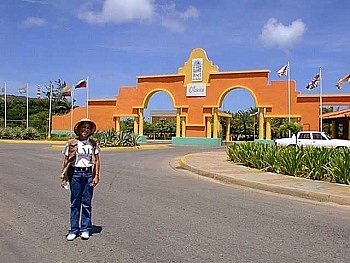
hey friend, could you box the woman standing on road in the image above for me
[60,118,101,241]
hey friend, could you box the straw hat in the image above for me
[74,118,97,136]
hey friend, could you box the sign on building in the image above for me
[192,58,203,82]
[186,83,206,97]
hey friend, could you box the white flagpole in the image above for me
[287,61,291,123]
[71,86,74,136]
[86,77,89,118]
[4,82,7,127]
[26,83,29,128]
[48,82,53,139]
[319,68,323,131]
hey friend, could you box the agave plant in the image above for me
[262,145,282,173]
[115,131,130,146]
[92,129,118,147]
[301,147,332,181]
[127,133,141,146]
[325,148,350,184]
[226,141,350,185]
[226,143,243,163]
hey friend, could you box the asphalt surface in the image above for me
[1,140,350,263]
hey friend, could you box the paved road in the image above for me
[0,143,349,263]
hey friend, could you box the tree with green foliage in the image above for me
[43,79,73,115]
[278,121,302,138]
[154,119,176,140]
[0,79,74,135]
[120,118,134,133]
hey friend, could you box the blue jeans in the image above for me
[69,170,94,234]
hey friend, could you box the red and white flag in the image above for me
[75,79,87,89]
[61,86,72,97]
[336,73,350,89]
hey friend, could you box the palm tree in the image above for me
[43,79,73,115]
[236,110,251,141]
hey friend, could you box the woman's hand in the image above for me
[92,174,99,187]
[61,180,68,188]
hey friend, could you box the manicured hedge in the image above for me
[0,127,40,140]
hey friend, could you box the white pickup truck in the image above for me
[274,131,350,148]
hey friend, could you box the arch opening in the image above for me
[143,90,177,140]
[218,87,257,142]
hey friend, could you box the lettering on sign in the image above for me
[186,83,206,97]
[192,58,203,82]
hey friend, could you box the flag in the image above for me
[61,86,72,97]
[1,85,4,93]
[336,73,350,89]
[277,64,288,77]
[19,87,27,93]
[75,79,87,89]
[306,74,320,90]
[37,85,41,99]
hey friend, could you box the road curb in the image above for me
[179,154,350,206]
[0,139,170,151]
[51,144,170,151]
[0,139,66,145]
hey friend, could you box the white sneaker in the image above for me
[80,231,89,240]
[66,233,77,241]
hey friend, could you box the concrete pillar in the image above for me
[134,117,138,134]
[213,108,218,139]
[225,117,231,142]
[139,109,144,136]
[115,117,120,132]
[265,117,271,140]
[206,117,212,138]
[176,108,181,137]
[181,117,186,137]
[258,107,264,140]
[331,120,337,138]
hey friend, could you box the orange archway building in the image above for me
[52,48,350,145]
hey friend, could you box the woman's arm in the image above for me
[60,155,70,188]
[92,154,100,187]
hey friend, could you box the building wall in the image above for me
[52,101,117,133]
[52,48,350,137]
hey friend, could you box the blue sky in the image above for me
[1,0,350,119]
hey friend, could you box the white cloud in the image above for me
[260,18,306,52]
[180,6,199,20]
[78,0,155,24]
[78,0,199,32]
[22,0,48,4]
[159,3,199,32]
[22,17,46,28]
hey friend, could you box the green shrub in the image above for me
[0,127,40,140]
[325,148,350,184]
[226,143,350,185]
[301,147,332,180]
[0,127,15,139]
[22,127,40,140]
[92,129,140,147]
